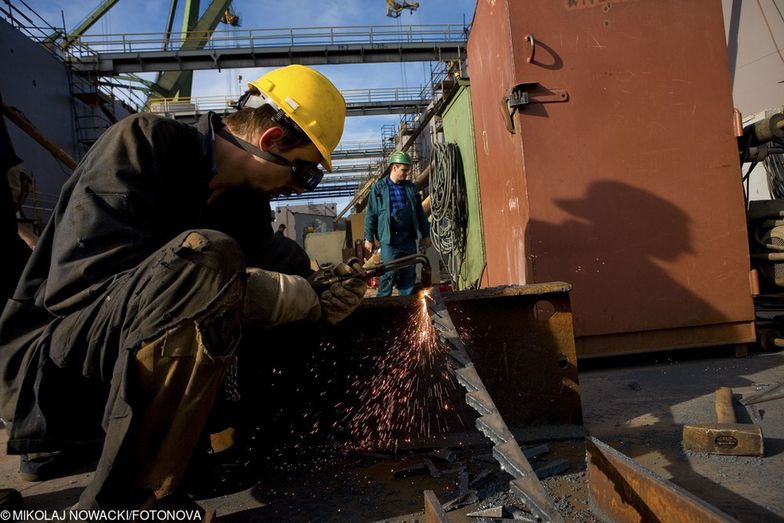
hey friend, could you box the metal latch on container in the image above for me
[503,82,569,133]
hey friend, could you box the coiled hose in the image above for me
[429,143,467,286]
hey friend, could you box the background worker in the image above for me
[274,223,287,239]
[0,64,365,512]
[364,151,431,296]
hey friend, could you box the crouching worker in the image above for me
[0,65,364,513]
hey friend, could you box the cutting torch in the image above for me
[309,253,431,292]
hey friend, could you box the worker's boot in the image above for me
[19,451,72,482]
[19,442,101,482]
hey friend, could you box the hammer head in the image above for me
[682,423,764,456]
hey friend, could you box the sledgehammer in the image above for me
[682,387,764,456]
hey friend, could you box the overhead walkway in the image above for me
[270,167,380,201]
[331,142,387,161]
[146,87,431,121]
[273,181,359,202]
[66,24,467,74]
[327,162,380,175]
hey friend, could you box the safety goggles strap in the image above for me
[237,92,306,137]
[215,126,290,167]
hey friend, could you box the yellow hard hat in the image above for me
[248,65,346,171]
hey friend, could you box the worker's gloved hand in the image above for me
[419,237,432,251]
[318,263,367,325]
[244,268,321,326]
[363,240,375,253]
[363,250,381,270]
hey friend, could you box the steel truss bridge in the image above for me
[146,87,432,120]
[62,24,467,74]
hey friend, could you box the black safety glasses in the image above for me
[216,127,324,191]
[264,149,324,192]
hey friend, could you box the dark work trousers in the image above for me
[58,229,247,508]
[377,207,417,297]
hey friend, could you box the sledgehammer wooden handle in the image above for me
[715,387,736,424]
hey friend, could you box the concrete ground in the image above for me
[579,348,784,522]
[1,348,782,521]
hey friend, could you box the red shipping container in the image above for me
[468,0,754,357]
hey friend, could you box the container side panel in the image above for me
[501,0,754,337]
[468,1,530,287]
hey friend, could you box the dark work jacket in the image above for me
[364,177,429,246]
[0,112,282,453]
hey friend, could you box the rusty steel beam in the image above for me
[586,437,739,523]
[426,287,564,523]
[423,490,449,523]
[437,284,582,428]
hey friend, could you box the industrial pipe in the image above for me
[745,113,784,144]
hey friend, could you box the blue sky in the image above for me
[25,0,476,208]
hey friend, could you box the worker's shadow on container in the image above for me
[529,180,730,348]
[528,180,782,520]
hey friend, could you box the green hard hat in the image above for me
[387,150,412,165]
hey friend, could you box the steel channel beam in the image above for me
[426,287,564,523]
[71,42,465,74]
[273,190,356,202]
[423,491,450,523]
[586,437,739,523]
[146,100,427,122]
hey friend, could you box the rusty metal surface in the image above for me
[468,0,755,355]
[586,437,739,523]
[356,285,582,428]
[577,321,755,359]
[441,286,581,427]
[423,490,449,523]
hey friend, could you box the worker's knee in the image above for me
[123,230,246,341]
[175,229,245,276]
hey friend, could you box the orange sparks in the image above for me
[340,290,459,451]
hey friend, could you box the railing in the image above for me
[326,162,381,175]
[146,87,430,115]
[1,1,143,111]
[0,0,66,59]
[342,87,428,104]
[60,24,468,57]
[333,140,387,150]
[146,96,236,114]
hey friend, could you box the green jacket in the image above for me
[364,177,430,245]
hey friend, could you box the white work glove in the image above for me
[316,263,367,325]
[244,268,321,326]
